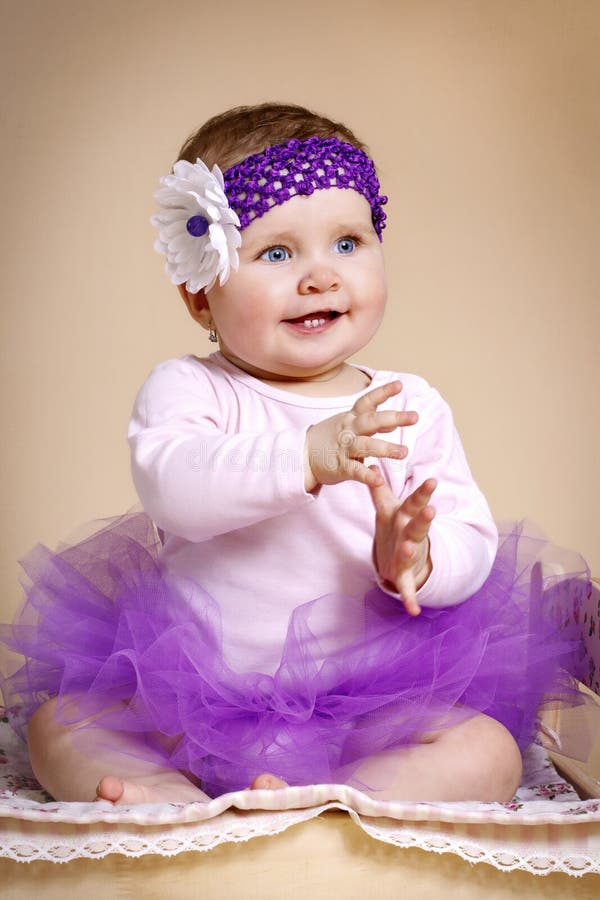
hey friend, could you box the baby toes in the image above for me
[250,773,289,790]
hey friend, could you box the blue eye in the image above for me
[335,238,356,254]
[261,246,290,262]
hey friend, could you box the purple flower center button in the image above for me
[186,215,210,237]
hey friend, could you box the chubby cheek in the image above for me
[369,268,387,307]
[207,282,258,334]
[358,269,387,323]
[215,300,275,356]
[364,299,386,342]
[217,312,256,351]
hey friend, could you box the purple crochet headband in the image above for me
[223,136,388,239]
[152,135,388,294]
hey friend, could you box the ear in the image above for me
[178,284,212,330]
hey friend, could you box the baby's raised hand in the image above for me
[304,382,417,491]
[369,474,437,616]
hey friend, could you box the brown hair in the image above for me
[176,102,370,172]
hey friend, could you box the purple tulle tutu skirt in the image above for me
[0,512,590,798]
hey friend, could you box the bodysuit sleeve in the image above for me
[128,359,314,542]
[378,378,498,608]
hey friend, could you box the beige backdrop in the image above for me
[1,0,598,620]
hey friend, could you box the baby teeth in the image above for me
[303,318,327,328]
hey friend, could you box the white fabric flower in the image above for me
[151,159,241,293]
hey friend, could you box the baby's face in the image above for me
[205,188,387,383]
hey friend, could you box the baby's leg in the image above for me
[27,697,209,804]
[348,712,522,802]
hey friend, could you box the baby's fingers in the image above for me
[352,380,403,415]
[353,408,418,437]
[395,568,421,617]
[348,435,408,463]
[367,465,397,512]
[346,460,386,488]
[401,505,436,544]
[400,478,438,518]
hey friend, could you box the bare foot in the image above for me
[249,773,289,790]
[96,773,210,805]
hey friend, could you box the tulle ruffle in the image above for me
[0,512,590,798]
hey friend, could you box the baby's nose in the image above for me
[298,265,340,294]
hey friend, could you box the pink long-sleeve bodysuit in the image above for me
[128,352,498,675]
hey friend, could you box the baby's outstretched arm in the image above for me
[304,381,417,491]
[369,474,437,616]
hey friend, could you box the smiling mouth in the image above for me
[283,310,343,328]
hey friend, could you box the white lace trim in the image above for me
[1,802,600,874]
